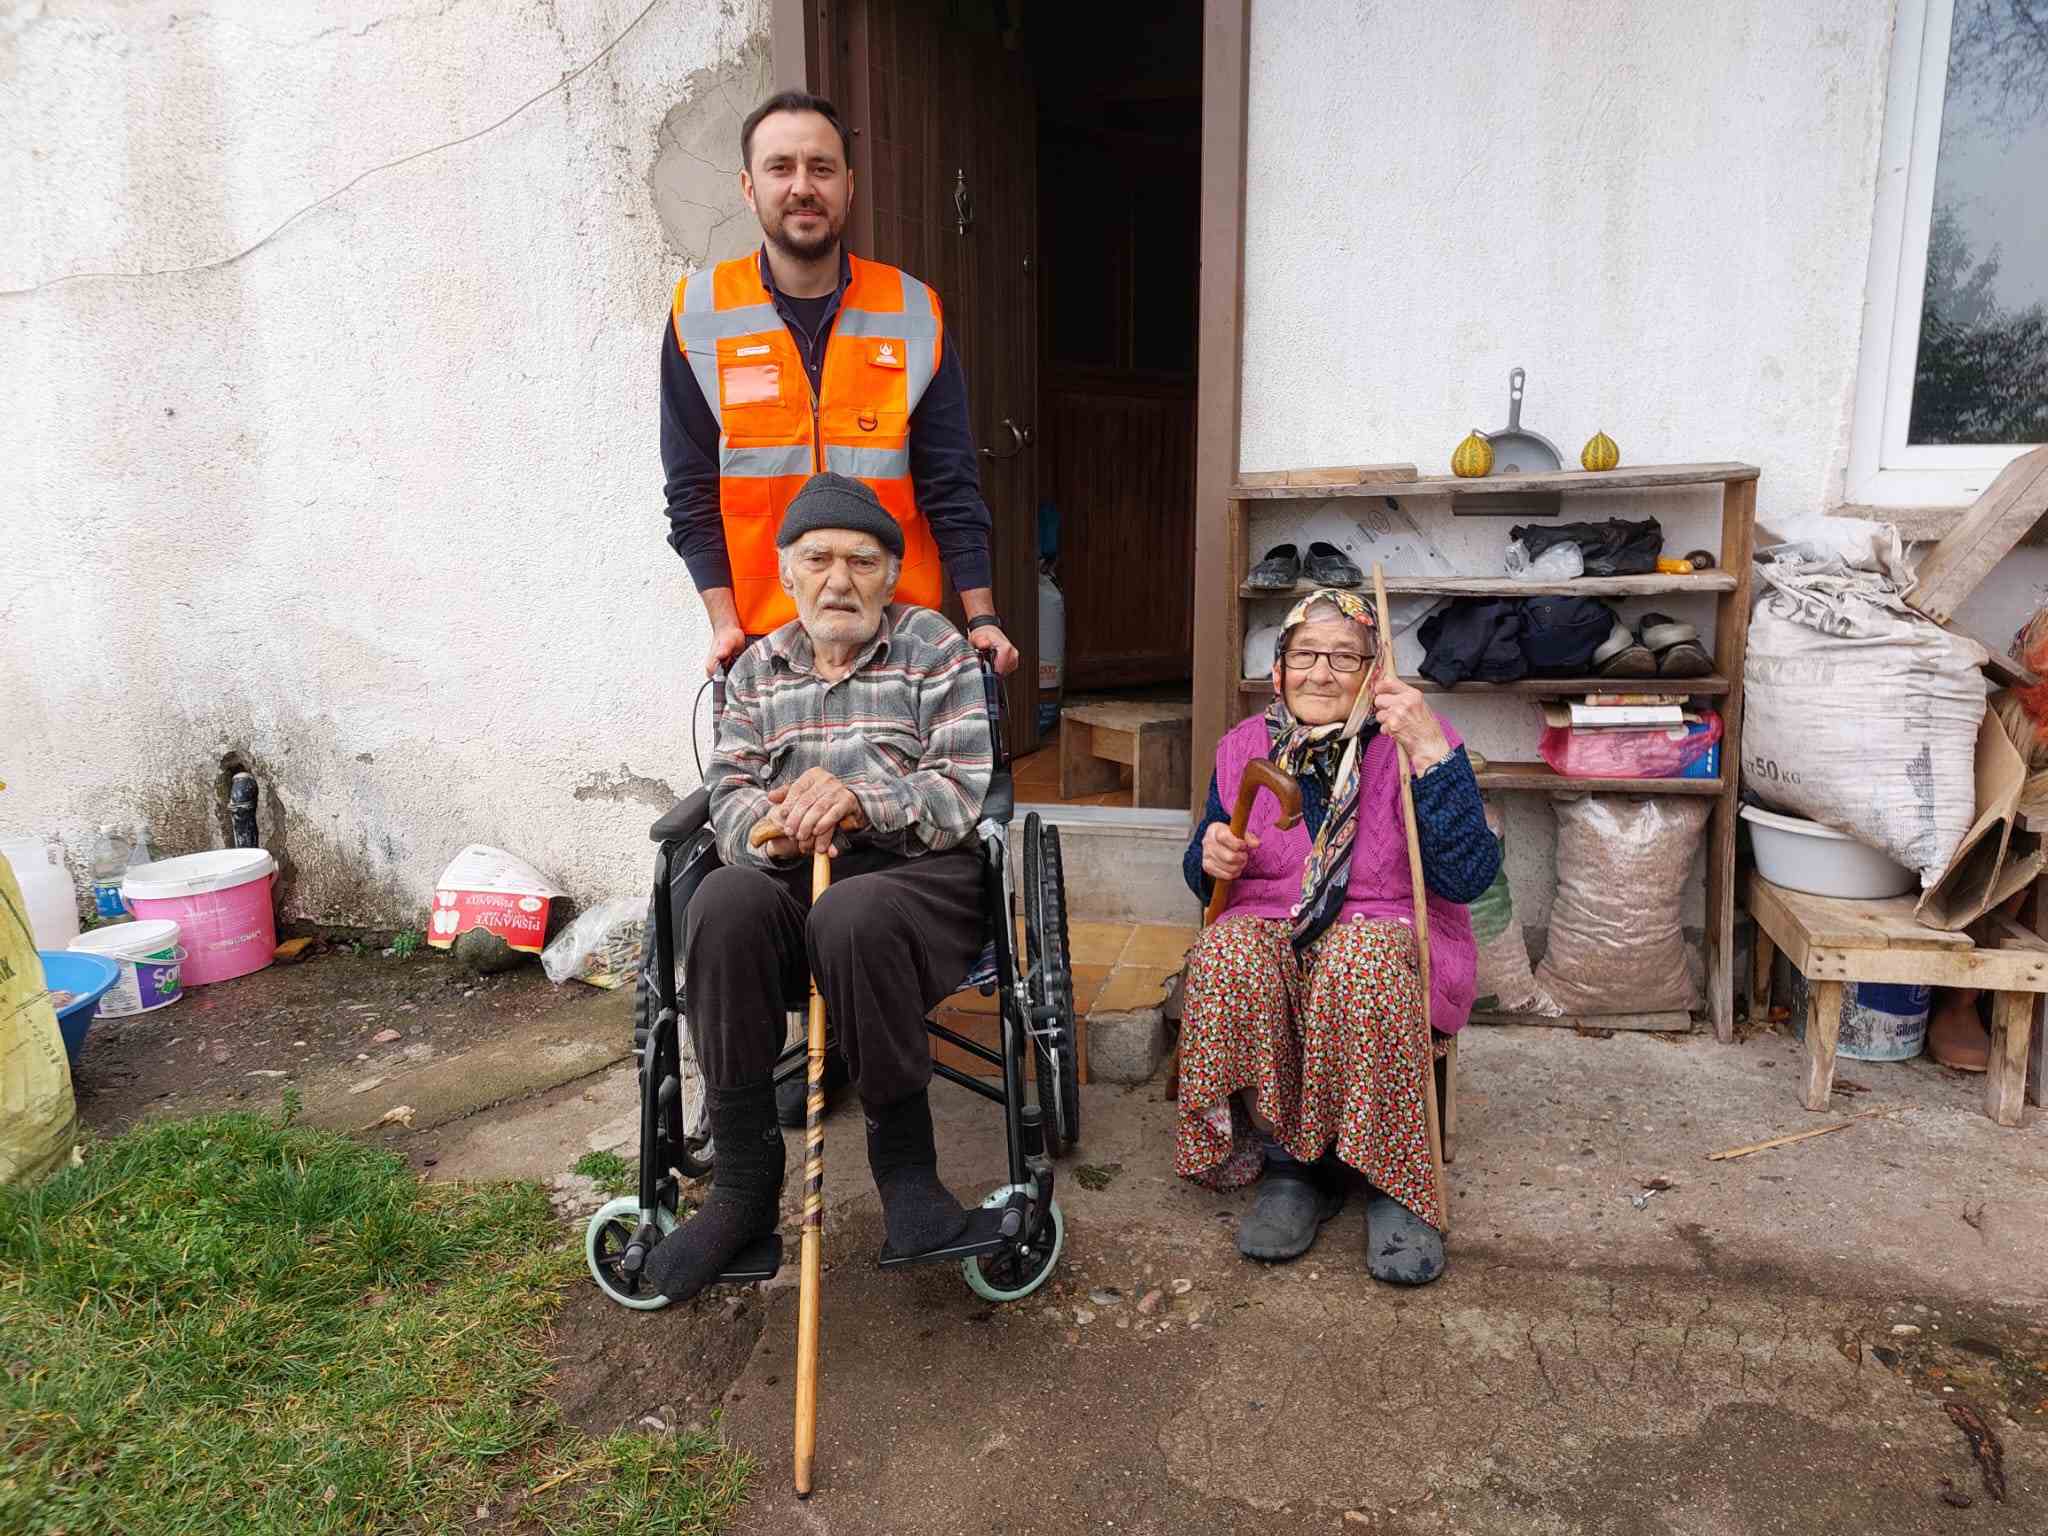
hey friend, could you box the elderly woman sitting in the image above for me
[1177,589,1499,1285]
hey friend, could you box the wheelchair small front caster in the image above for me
[586,1195,678,1311]
[960,1185,1064,1303]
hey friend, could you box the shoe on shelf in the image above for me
[1247,543,1303,592]
[1303,541,1363,587]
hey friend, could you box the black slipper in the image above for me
[1247,543,1302,592]
[1304,541,1363,587]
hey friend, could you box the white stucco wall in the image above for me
[2,1,769,924]
[1240,0,1911,940]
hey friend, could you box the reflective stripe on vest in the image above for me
[671,252,945,633]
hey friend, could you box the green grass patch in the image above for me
[0,1113,750,1535]
[570,1151,635,1200]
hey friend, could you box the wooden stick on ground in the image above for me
[1371,563,1450,1234]
[793,846,831,1497]
[1706,1107,1890,1162]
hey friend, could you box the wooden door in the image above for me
[825,0,1041,757]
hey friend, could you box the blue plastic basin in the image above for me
[38,950,121,1067]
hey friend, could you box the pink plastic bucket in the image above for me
[121,850,279,986]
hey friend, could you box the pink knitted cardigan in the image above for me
[1211,713,1477,1034]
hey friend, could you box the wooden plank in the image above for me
[1090,729,1138,768]
[1804,980,1845,1110]
[1237,462,1419,487]
[1707,475,1758,1042]
[1905,446,2048,624]
[1134,719,1192,810]
[1230,461,1761,501]
[1063,699,1194,731]
[1467,1009,1693,1032]
[1187,0,1252,816]
[1473,761,1722,796]
[1985,989,2030,1127]
[1240,573,1738,600]
[1058,723,1121,798]
[1751,918,1776,1022]
[1237,674,1731,697]
[2031,877,2047,1109]
[1747,875,1973,954]
[1802,944,2048,992]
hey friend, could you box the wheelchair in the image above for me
[586,655,1080,1309]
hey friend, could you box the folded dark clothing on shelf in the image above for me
[1510,517,1663,577]
[1418,598,1528,687]
[1520,595,1621,677]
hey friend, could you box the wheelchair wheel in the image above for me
[960,1185,1065,1303]
[632,898,714,1179]
[586,1195,677,1311]
[1021,817,1081,1155]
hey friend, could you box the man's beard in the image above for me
[766,201,842,260]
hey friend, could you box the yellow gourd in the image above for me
[1450,430,1494,478]
[1581,430,1620,472]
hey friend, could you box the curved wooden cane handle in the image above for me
[1202,761,1304,925]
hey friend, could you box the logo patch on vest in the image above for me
[868,340,904,369]
[735,343,772,357]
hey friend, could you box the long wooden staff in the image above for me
[1368,564,1449,1233]
[749,816,851,1497]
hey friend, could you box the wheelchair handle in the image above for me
[978,652,1011,768]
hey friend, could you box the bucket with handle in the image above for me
[120,850,278,986]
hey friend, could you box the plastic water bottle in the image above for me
[127,821,158,870]
[90,823,131,919]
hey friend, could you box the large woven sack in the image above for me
[2,856,78,1186]
[1469,801,1558,1016]
[1535,795,1710,1016]
[1742,544,1987,886]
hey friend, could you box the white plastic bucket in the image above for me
[1739,805,1916,899]
[121,849,278,985]
[69,919,184,1017]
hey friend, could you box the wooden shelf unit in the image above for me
[1223,461,1760,1039]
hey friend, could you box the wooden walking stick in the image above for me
[1369,563,1449,1233]
[749,816,851,1497]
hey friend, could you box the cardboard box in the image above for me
[1915,712,2045,931]
[427,845,565,954]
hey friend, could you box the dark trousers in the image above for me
[684,845,985,1107]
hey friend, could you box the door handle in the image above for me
[980,418,1032,460]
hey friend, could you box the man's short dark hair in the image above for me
[740,91,852,172]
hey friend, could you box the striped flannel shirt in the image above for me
[708,604,994,868]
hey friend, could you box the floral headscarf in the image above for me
[1263,588,1380,949]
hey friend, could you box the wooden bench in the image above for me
[1059,700,1192,809]
[1747,873,2046,1126]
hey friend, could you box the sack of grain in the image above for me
[1469,801,1558,1016]
[1743,543,1987,887]
[1536,794,1710,1015]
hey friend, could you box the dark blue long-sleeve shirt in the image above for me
[1183,743,1501,909]
[660,248,994,594]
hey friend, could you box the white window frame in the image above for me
[1846,0,2042,508]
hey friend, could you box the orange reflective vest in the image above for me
[670,252,945,633]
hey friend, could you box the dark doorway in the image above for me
[808,0,1203,791]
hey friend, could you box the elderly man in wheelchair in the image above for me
[590,473,1074,1309]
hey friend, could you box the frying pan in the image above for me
[1458,365,1562,517]
[1486,367,1562,473]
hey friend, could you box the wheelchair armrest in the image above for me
[649,787,711,844]
[980,767,1014,828]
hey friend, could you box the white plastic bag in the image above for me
[1505,539,1584,581]
[1743,547,1987,886]
[541,896,646,988]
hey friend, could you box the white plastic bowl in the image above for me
[1739,805,1916,899]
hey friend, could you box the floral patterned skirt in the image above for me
[1174,914,1446,1230]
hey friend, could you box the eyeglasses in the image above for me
[1281,648,1371,673]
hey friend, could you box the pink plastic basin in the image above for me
[121,849,279,986]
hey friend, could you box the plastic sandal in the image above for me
[1247,543,1302,592]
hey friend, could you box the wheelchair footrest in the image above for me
[876,1198,1023,1269]
[715,1233,784,1285]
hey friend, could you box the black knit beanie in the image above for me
[775,472,905,558]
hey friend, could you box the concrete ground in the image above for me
[417,1022,2048,1535]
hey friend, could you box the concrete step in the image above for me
[1009,804,1199,926]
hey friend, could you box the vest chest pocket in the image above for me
[715,336,799,427]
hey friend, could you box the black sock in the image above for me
[864,1089,969,1255]
[646,1084,784,1302]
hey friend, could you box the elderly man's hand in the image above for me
[1371,670,1451,774]
[765,768,867,856]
